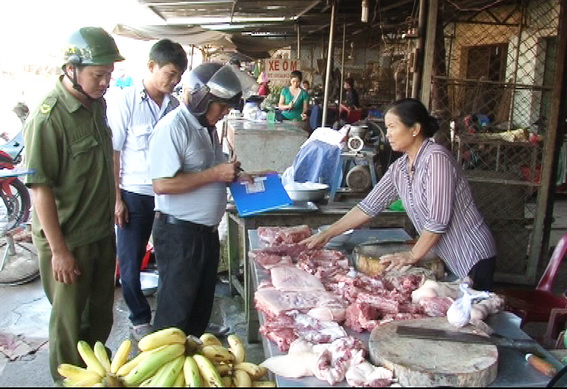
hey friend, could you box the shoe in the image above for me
[131,323,153,342]
[205,322,230,337]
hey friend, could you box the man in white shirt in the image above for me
[106,39,187,341]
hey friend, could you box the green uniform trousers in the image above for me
[35,234,116,383]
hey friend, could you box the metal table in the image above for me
[225,202,414,341]
[248,229,563,387]
[245,228,412,344]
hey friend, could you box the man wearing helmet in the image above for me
[23,27,123,383]
[148,62,250,336]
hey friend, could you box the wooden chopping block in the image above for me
[368,317,498,387]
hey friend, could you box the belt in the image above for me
[154,212,217,233]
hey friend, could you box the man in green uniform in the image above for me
[23,27,124,384]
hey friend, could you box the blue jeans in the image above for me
[152,215,220,336]
[116,190,154,326]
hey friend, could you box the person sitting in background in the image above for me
[302,79,313,95]
[278,70,309,122]
[343,77,360,109]
[257,72,270,97]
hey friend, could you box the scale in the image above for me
[329,125,379,201]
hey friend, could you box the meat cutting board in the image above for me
[368,317,498,387]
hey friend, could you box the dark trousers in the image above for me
[152,216,220,336]
[468,256,496,291]
[116,190,154,326]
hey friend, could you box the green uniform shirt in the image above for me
[24,77,115,249]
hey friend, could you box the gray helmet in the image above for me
[63,27,125,66]
[186,62,242,116]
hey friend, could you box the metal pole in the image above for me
[507,0,527,131]
[339,22,346,108]
[190,45,195,70]
[322,0,337,127]
[297,24,301,59]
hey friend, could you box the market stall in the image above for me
[247,228,563,387]
[225,202,414,341]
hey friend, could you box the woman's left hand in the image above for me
[301,113,308,121]
[379,251,419,272]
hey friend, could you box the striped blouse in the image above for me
[358,139,497,278]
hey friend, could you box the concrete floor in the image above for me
[0,273,263,387]
[1,196,567,386]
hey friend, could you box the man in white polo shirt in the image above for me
[106,39,187,341]
[148,62,249,337]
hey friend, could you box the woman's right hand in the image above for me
[301,231,332,249]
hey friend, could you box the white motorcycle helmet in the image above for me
[186,62,243,116]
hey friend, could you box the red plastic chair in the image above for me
[115,243,154,278]
[496,233,567,332]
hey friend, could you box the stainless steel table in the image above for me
[247,229,564,387]
[246,228,411,346]
[225,203,414,341]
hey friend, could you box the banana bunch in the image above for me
[58,328,275,387]
[58,339,132,387]
[181,332,274,387]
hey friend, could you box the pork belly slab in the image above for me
[270,265,325,291]
[257,225,312,246]
[255,287,346,318]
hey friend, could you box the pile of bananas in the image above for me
[57,327,275,387]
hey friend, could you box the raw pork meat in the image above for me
[270,265,325,291]
[311,336,367,385]
[254,287,346,318]
[344,302,379,333]
[345,350,394,387]
[257,225,312,246]
[250,252,293,269]
[259,310,347,352]
[419,296,454,317]
[249,243,308,262]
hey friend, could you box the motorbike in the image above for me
[0,104,32,234]
[0,130,32,234]
[0,104,37,286]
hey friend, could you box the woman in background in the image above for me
[278,70,309,122]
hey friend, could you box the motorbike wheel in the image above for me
[0,178,31,233]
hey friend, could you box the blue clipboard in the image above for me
[229,174,293,217]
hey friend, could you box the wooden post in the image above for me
[339,22,346,108]
[411,0,427,98]
[420,0,438,108]
[531,0,567,284]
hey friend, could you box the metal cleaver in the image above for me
[396,325,539,351]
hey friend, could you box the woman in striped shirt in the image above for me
[303,98,497,290]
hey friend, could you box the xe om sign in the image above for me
[264,59,300,87]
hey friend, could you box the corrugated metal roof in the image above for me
[122,0,520,58]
